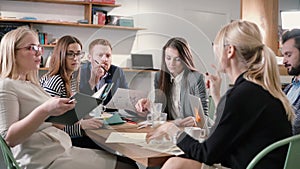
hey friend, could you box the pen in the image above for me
[137,124,148,129]
[68,98,75,104]
[122,117,137,124]
[94,60,107,74]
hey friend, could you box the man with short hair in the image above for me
[80,38,128,106]
[281,29,300,134]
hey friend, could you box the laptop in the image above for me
[188,94,207,129]
[131,54,155,70]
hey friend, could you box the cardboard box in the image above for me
[118,17,134,27]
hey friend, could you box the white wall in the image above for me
[0,0,296,92]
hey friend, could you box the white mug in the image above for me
[184,127,206,141]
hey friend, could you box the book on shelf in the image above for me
[38,32,48,45]
[92,7,107,25]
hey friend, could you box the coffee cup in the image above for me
[184,127,206,142]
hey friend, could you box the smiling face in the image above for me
[164,47,184,77]
[282,38,300,76]
[65,43,82,75]
[15,33,42,75]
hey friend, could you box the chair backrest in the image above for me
[0,135,21,169]
[246,134,300,169]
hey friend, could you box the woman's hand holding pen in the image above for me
[205,65,222,106]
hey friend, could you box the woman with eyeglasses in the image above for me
[0,27,119,168]
[40,35,139,169]
[39,35,107,141]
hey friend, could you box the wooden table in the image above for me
[85,123,174,167]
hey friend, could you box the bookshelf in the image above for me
[1,0,145,31]
[0,19,145,31]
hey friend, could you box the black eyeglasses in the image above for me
[66,52,85,59]
[17,45,44,54]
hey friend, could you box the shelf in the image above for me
[0,19,145,31]
[39,67,159,72]
[42,44,55,48]
[15,0,121,7]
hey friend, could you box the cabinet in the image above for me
[0,0,145,31]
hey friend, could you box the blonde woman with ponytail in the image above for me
[146,20,294,169]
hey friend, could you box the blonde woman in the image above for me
[0,26,120,168]
[146,20,295,169]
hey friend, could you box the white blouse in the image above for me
[170,71,184,119]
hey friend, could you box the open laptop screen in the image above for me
[131,54,154,70]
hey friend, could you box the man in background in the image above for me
[281,29,300,134]
[80,39,128,108]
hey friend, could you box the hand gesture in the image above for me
[89,61,106,90]
[173,116,195,127]
[41,97,75,117]
[205,65,222,105]
[79,118,104,130]
[135,98,150,117]
[146,122,180,143]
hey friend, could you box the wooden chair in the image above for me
[0,135,20,169]
[246,134,300,169]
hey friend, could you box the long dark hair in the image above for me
[46,35,82,97]
[158,37,197,114]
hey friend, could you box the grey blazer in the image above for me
[154,71,208,120]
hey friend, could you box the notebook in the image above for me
[131,54,155,70]
[46,83,114,125]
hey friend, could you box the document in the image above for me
[46,92,101,125]
[106,132,147,144]
[105,88,147,112]
[105,132,184,155]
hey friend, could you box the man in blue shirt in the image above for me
[80,39,128,107]
[281,29,300,134]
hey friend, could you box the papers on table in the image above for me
[106,88,147,112]
[106,132,146,144]
[106,132,184,155]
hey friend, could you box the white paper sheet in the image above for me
[105,132,184,155]
[105,88,147,112]
[105,132,147,144]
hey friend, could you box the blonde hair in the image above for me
[214,20,295,122]
[0,26,39,84]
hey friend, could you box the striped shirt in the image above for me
[40,74,77,97]
[40,74,82,137]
